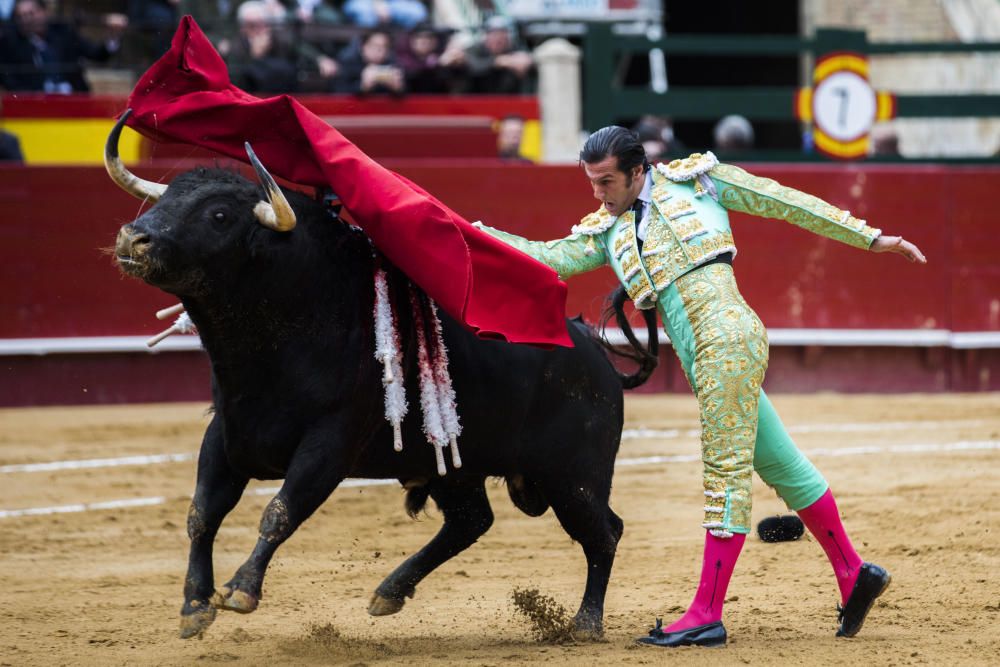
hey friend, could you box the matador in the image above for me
[474,126,927,648]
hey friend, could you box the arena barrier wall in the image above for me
[0,94,542,164]
[1,161,997,405]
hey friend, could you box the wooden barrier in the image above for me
[1,161,997,404]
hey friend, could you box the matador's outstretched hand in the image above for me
[870,235,927,264]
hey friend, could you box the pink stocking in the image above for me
[664,530,746,632]
[796,488,864,604]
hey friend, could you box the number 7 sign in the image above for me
[795,52,896,159]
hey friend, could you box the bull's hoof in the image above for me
[211,586,259,614]
[179,604,217,639]
[368,591,406,616]
[572,614,605,642]
[571,625,604,642]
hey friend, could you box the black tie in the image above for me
[632,199,645,251]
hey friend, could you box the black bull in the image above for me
[105,119,657,640]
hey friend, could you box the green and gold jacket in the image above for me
[476,152,881,309]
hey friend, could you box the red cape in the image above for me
[123,16,572,348]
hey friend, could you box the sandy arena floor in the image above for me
[1,393,999,666]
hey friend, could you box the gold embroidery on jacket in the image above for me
[626,279,656,309]
[645,244,689,282]
[673,216,707,241]
[659,152,720,182]
[710,163,880,250]
[621,251,641,280]
[641,217,682,257]
[610,213,656,308]
[650,172,677,218]
[644,231,737,290]
[659,198,695,220]
[613,233,633,259]
[572,207,615,235]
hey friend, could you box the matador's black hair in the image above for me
[579,126,650,175]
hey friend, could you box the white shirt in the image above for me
[635,169,653,241]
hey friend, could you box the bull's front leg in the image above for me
[213,419,351,617]
[181,415,249,639]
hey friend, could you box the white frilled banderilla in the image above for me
[146,266,463,476]
[373,266,463,476]
[147,302,197,347]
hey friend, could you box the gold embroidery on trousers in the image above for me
[675,263,768,534]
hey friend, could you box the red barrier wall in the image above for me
[1,161,998,404]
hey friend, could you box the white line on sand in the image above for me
[0,453,195,474]
[2,439,997,519]
[3,419,989,475]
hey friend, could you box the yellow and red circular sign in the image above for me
[795,52,896,159]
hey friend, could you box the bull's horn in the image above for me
[245,142,296,232]
[104,109,168,202]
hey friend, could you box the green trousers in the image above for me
[657,263,828,536]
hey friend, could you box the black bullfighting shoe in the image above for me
[636,618,727,648]
[836,562,892,637]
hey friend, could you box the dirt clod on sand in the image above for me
[511,588,576,643]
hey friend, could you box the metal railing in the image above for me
[582,24,1000,161]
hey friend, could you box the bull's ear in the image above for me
[245,142,296,232]
[105,109,168,202]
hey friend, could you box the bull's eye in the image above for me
[213,212,226,222]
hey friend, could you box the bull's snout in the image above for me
[115,225,151,272]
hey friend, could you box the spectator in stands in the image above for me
[0,129,23,161]
[2,0,16,23]
[222,0,337,94]
[290,0,342,25]
[713,114,755,153]
[496,113,529,162]
[128,0,179,58]
[870,123,900,156]
[634,115,687,162]
[342,0,427,29]
[180,0,237,45]
[636,130,666,163]
[332,29,404,95]
[395,22,463,94]
[463,15,533,94]
[0,0,128,93]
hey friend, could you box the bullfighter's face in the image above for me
[582,155,644,218]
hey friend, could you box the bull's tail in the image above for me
[594,286,660,389]
[404,484,431,518]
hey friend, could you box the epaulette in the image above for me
[656,151,719,183]
[571,207,616,236]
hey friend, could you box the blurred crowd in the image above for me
[0,0,537,96]
[0,1,913,163]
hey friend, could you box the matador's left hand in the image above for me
[870,235,927,264]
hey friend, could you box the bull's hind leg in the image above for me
[543,479,624,639]
[213,423,351,616]
[181,416,249,639]
[369,479,494,616]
